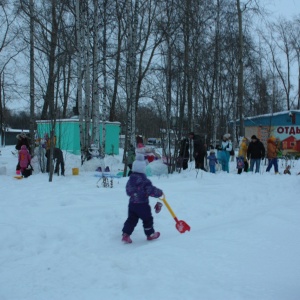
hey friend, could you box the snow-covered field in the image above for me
[0,145,300,300]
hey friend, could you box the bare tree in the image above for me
[264,19,294,111]
[290,16,300,109]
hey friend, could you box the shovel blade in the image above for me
[176,220,191,233]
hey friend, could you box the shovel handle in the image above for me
[160,195,177,220]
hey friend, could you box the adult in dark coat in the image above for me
[189,132,207,171]
[247,135,265,173]
[45,148,65,176]
[16,132,31,153]
[178,138,190,170]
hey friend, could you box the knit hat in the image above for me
[223,133,230,139]
[132,153,146,174]
[251,135,257,140]
[17,132,28,140]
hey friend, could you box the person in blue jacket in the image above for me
[122,153,163,244]
[218,133,232,173]
[207,150,218,173]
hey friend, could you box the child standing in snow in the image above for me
[207,150,218,173]
[122,153,163,244]
[18,145,31,174]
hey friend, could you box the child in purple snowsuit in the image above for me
[122,153,163,243]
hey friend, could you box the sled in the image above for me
[94,172,122,179]
[14,176,23,180]
[160,195,190,234]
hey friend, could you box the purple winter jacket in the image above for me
[126,172,163,204]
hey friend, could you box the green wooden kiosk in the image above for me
[36,118,121,155]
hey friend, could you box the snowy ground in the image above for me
[0,145,300,300]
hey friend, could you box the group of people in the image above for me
[237,134,280,174]
[15,131,65,177]
[178,132,233,173]
[177,132,283,175]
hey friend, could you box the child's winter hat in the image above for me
[132,153,146,174]
[21,145,27,150]
[223,133,230,139]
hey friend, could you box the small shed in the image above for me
[0,128,30,146]
[36,118,121,155]
[243,110,300,155]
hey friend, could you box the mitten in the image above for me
[154,202,163,213]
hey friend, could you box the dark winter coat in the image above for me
[192,135,206,158]
[126,172,163,204]
[179,138,189,158]
[247,139,265,159]
[45,148,65,175]
[16,136,31,152]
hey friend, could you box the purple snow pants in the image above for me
[122,202,154,236]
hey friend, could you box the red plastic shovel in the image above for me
[160,195,190,233]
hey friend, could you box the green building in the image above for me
[36,118,121,155]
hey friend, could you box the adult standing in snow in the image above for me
[266,136,279,174]
[45,148,65,176]
[178,137,190,170]
[122,153,163,244]
[237,137,249,174]
[218,133,232,173]
[16,132,31,153]
[189,132,207,171]
[247,135,265,173]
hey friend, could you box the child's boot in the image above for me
[122,233,132,244]
[147,232,160,241]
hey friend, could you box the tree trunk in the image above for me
[29,0,35,156]
[237,0,244,139]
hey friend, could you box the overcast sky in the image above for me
[269,0,298,19]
